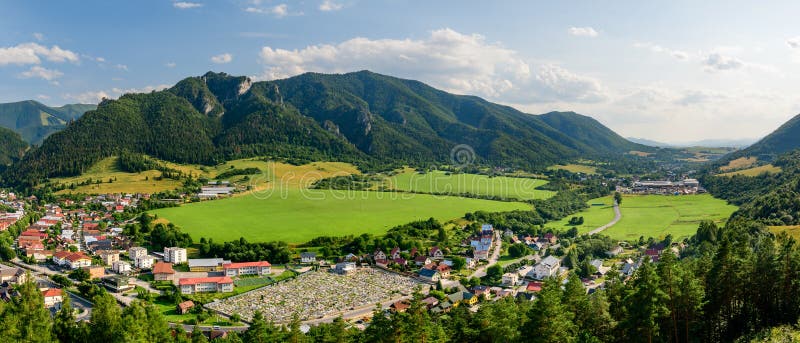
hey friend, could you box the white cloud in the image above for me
[96,57,106,62]
[319,0,343,11]
[211,53,233,64]
[702,53,744,71]
[257,28,606,104]
[64,91,110,104]
[787,37,800,49]
[0,42,79,65]
[634,42,690,61]
[111,84,172,95]
[174,1,202,9]
[246,4,293,17]
[115,64,129,71]
[568,27,598,38]
[36,94,50,100]
[165,62,176,68]
[33,33,44,41]
[18,66,63,80]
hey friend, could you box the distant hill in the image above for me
[3,71,649,188]
[0,126,28,168]
[629,137,756,148]
[0,100,96,144]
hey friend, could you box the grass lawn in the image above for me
[551,196,616,232]
[382,170,554,200]
[719,164,781,177]
[768,226,800,241]
[557,194,736,241]
[51,156,360,195]
[153,189,530,243]
[547,164,598,174]
[719,157,757,171]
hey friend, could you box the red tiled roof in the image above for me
[153,262,175,274]
[53,251,72,259]
[42,288,62,298]
[222,261,271,269]
[66,252,90,262]
[527,281,543,292]
[178,276,233,285]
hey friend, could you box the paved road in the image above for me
[588,201,621,235]
[7,259,93,320]
[469,231,502,279]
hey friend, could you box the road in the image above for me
[469,231,503,279]
[7,259,93,320]
[588,201,621,235]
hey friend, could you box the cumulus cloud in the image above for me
[787,37,800,49]
[702,53,744,71]
[36,94,50,100]
[174,1,202,9]
[0,42,79,65]
[64,91,111,104]
[568,27,598,37]
[634,42,690,61]
[112,84,172,95]
[33,33,44,41]
[115,64,128,71]
[165,62,177,68]
[319,0,343,11]
[246,4,291,17]
[211,53,233,64]
[257,28,606,104]
[18,66,63,80]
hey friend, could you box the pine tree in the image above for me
[11,276,54,342]
[622,260,669,343]
[526,278,577,343]
[90,292,123,342]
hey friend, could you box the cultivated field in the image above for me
[557,194,736,241]
[719,164,781,177]
[768,226,800,241]
[382,169,555,200]
[51,156,360,194]
[551,196,617,231]
[719,156,758,171]
[547,164,598,174]
[151,189,530,243]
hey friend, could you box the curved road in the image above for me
[588,201,621,235]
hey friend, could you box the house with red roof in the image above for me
[390,247,401,259]
[223,261,271,276]
[42,288,63,309]
[429,246,444,260]
[178,276,234,294]
[526,281,543,293]
[153,262,176,281]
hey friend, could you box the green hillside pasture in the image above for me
[151,189,530,243]
[384,170,555,200]
[554,194,736,241]
[551,196,616,232]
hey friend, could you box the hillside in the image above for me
[0,100,96,144]
[0,126,28,167]
[714,113,800,166]
[3,71,650,188]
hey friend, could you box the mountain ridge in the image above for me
[3,70,650,188]
[0,100,96,144]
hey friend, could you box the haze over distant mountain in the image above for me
[714,113,800,164]
[0,100,96,145]
[3,71,650,187]
[628,137,756,148]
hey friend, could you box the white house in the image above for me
[135,256,154,269]
[42,288,63,309]
[502,273,519,286]
[129,247,147,260]
[223,261,271,276]
[178,277,234,294]
[164,247,187,264]
[300,252,317,263]
[112,261,131,274]
[532,255,561,280]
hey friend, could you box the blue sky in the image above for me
[2,0,800,142]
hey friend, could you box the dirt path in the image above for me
[588,201,621,235]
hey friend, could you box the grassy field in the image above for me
[547,164,598,174]
[381,170,554,200]
[553,194,736,241]
[152,189,530,243]
[51,156,360,194]
[719,164,781,177]
[719,156,757,171]
[551,196,617,232]
[768,226,800,241]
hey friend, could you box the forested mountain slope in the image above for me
[0,100,95,144]
[3,71,650,188]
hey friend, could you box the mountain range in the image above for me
[0,100,96,145]
[628,137,757,148]
[2,71,650,188]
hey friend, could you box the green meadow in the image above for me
[383,170,555,200]
[552,194,736,241]
[151,189,530,243]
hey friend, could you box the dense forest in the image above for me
[2,71,655,189]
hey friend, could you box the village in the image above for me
[0,186,689,339]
